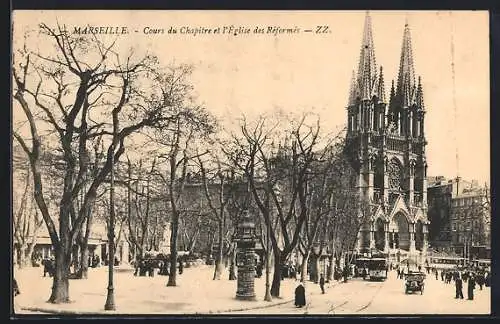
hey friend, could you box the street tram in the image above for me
[427,255,465,270]
[354,257,370,277]
[367,257,388,281]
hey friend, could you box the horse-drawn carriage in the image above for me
[405,271,425,295]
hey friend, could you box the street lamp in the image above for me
[104,138,116,311]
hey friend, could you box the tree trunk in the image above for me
[311,254,320,283]
[229,246,237,280]
[78,244,90,279]
[48,247,71,303]
[167,211,179,286]
[26,242,36,267]
[213,221,224,280]
[270,250,285,297]
[327,255,335,282]
[18,245,28,268]
[77,204,94,279]
[71,244,80,275]
[300,252,309,282]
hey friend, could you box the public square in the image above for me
[13,265,490,315]
[11,10,491,319]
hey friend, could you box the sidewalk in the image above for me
[14,265,337,315]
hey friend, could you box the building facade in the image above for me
[426,176,456,250]
[345,14,429,262]
[450,186,490,259]
[427,176,490,259]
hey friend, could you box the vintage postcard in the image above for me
[11,10,490,316]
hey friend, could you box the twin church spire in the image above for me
[348,13,424,112]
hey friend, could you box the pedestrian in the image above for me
[294,282,306,308]
[455,273,464,299]
[178,258,184,275]
[441,270,444,281]
[133,259,139,276]
[256,263,263,278]
[13,278,20,296]
[342,266,349,283]
[462,271,469,283]
[476,272,484,290]
[467,273,476,300]
[397,268,401,279]
[149,260,155,277]
[435,269,438,280]
[319,273,325,294]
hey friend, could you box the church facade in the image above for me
[345,14,429,263]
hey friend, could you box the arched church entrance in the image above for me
[415,220,424,251]
[374,218,385,251]
[393,212,410,251]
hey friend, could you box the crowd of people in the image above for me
[394,261,491,301]
[133,256,188,277]
[440,266,491,300]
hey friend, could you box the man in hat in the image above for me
[455,272,464,299]
[467,272,476,300]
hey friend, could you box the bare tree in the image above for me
[198,153,237,280]
[150,80,216,286]
[13,23,192,303]
[13,160,44,268]
[124,157,160,260]
[296,142,344,283]
[225,114,323,297]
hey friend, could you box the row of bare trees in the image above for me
[13,22,216,303]
[220,115,370,297]
[12,22,369,305]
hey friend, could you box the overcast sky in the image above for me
[13,10,490,185]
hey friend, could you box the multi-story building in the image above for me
[345,13,429,262]
[427,176,490,259]
[450,186,490,259]
[426,176,461,250]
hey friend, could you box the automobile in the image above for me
[405,271,425,295]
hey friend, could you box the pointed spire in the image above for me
[388,80,397,123]
[416,76,425,109]
[396,19,417,107]
[357,12,378,101]
[377,66,386,103]
[348,70,358,106]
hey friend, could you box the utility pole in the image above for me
[105,132,116,310]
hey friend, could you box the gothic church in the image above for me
[345,13,429,262]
